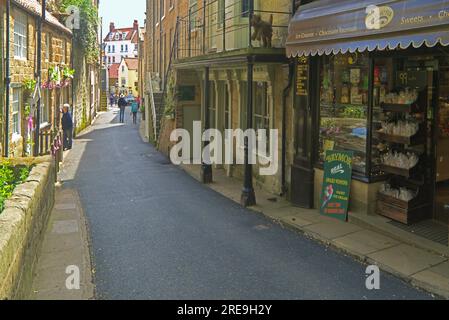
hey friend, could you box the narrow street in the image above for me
[58,108,432,300]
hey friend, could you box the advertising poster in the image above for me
[320,150,354,222]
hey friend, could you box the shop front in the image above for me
[286,0,449,239]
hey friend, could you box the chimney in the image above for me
[109,22,115,32]
[133,20,139,30]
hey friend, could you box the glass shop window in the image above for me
[318,53,370,174]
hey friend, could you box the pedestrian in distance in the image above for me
[109,93,115,107]
[118,94,128,123]
[130,99,139,125]
[61,104,73,151]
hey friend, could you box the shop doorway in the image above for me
[372,53,449,242]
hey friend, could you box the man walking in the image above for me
[61,104,73,151]
[118,94,127,123]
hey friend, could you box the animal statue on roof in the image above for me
[251,14,274,48]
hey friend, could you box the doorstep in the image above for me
[348,211,449,259]
[180,164,449,299]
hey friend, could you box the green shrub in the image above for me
[0,162,31,212]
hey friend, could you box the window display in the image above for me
[318,53,369,174]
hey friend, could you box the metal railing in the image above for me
[175,0,291,60]
[38,130,63,181]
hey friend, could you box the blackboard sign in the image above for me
[296,57,309,97]
[396,70,427,89]
[178,85,196,101]
[320,150,354,222]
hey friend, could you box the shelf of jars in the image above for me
[376,88,431,225]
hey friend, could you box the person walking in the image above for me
[130,99,139,125]
[118,94,127,123]
[109,93,115,107]
[61,104,73,151]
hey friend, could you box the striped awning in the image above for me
[286,0,449,57]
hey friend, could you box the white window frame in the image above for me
[41,89,50,126]
[14,11,27,60]
[12,88,21,138]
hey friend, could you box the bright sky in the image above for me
[99,0,146,37]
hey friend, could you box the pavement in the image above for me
[30,107,439,299]
[29,186,94,300]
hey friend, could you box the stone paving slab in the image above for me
[367,244,447,277]
[30,188,94,300]
[303,221,363,241]
[334,230,400,256]
[412,262,449,298]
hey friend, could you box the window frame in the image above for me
[13,10,28,60]
[189,0,199,31]
[41,89,51,125]
[12,88,21,137]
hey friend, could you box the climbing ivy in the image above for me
[60,0,99,64]
[164,72,177,118]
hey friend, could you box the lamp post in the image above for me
[241,56,256,207]
[201,66,213,183]
[34,0,45,156]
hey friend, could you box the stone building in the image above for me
[145,0,295,205]
[70,0,101,135]
[103,20,139,65]
[118,57,138,97]
[0,0,73,157]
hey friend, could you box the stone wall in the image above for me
[0,157,55,299]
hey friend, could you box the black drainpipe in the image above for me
[4,0,11,157]
[281,61,294,196]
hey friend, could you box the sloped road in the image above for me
[60,108,433,300]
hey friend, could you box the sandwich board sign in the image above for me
[320,150,354,222]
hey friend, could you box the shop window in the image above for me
[14,11,27,60]
[12,88,21,136]
[318,53,370,174]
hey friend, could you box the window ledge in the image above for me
[11,133,22,143]
[40,122,51,130]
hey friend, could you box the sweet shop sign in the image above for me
[320,150,354,222]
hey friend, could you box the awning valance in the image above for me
[286,0,449,57]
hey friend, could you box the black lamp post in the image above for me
[201,66,213,183]
[34,0,45,156]
[241,56,256,207]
